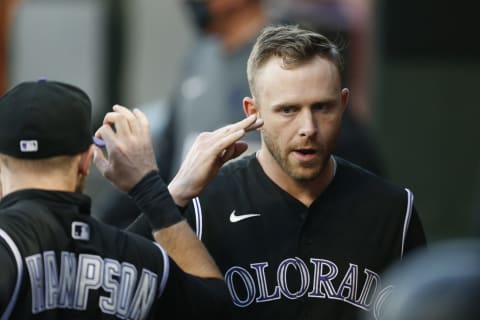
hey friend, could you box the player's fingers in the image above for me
[92,146,109,177]
[245,118,263,132]
[102,111,130,137]
[112,104,142,135]
[132,108,151,138]
[213,114,257,136]
[95,123,117,149]
[213,129,246,156]
[102,105,139,137]
[208,116,257,150]
[220,144,235,161]
[220,142,248,163]
[231,142,248,159]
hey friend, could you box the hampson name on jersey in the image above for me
[225,257,393,315]
[25,251,158,319]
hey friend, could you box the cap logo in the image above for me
[19,140,38,152]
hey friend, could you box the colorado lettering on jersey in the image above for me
[225,257,393,316]
[24,251,159,319]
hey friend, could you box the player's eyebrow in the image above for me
[270,98,337,110]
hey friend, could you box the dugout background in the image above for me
[374,0,480,240]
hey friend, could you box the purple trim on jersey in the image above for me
[401,188,414,258]
[0,228,24,320]
[152,242,170,298]
[192,197,203,240]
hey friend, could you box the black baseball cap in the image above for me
[0,79,93,158]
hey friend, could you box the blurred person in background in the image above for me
[92,0,269,227]
[0,0,22,94]
[363,239,480,320]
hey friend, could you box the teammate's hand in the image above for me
[168,114,263,207]
[93,105,158,192]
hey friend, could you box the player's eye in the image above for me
[280,106,296,114]
[312,103,329,111]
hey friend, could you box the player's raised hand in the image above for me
[93,105,158,192]
[169,114,263,207]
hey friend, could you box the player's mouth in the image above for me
[292,148,318,162]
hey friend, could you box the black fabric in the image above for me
[128,171,185,231]
[0,79,92,158]
[0,238,17,316]
[0,189,228,319]
[127,154,427,319]
[186,154,426,319]
[155,261,233,319]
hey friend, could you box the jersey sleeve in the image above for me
[402,206,427,256]
[0,231,20,318]
[182,198,202,239]
[153,258,232,319]
[396,188,427,260]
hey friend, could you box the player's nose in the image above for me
[298,110,317,138]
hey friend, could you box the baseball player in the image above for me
[129,25,427,319]
[0,80,253,319]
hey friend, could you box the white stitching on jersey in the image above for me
[401,188,414,259]
[193,197,203,241]
[0,228,24,320]
[152,242,170,298]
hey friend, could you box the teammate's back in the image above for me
[0,79,232,320]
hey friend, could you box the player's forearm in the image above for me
[167,180,192,208]
[153,221,223,279]
[128,171,222,279]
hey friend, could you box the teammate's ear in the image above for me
[78,145,95,176]
[243,97,259,118]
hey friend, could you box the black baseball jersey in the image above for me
[179,154,426,320]
[0,189,229,319]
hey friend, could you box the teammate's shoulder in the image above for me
[0,199,45,226]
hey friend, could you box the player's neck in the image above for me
[256,151,336,207]
[1,170,79,196]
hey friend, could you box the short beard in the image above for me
[263,130,324,181]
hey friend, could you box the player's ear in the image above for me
[243,97,259,117]
[78,145,95,176]
[341,88,349,113]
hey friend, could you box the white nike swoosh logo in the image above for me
[229,210,261,223]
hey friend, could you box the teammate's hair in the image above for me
[247,24,344,99]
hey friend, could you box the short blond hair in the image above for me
[247,24,344,98]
